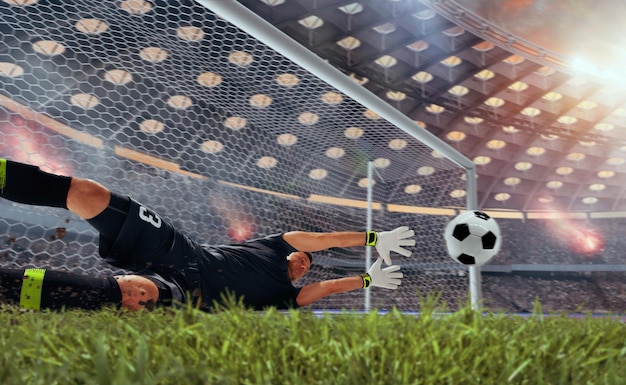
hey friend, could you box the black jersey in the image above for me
[198,234,301,310]
[95,197,301,310]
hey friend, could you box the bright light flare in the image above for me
[208,190,257,242]
[569,227,604,255]
[570,55,626,88]
[543,213,604,256]
[0,112,73,175]
[227,221,255,242]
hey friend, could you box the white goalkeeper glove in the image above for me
[361,257,403,290]
[365,226,415,265]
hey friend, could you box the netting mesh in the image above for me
[0,0,470,311]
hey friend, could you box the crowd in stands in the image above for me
[494,218,626,265]
[482,272,626,314]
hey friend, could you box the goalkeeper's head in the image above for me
[286,251,313,281]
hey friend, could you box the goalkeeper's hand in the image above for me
[361,257,403,290]
[365,226,415,265]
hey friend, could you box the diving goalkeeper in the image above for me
[0,159,414,311]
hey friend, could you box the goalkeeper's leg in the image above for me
[0,267,164,311]
[0,159,131,253]
[0,158,111,220]
[0,159,174,310]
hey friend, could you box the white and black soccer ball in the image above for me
[444,210,502,265]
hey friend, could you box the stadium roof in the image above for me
[237,0,626,213]
[2,0,626,213]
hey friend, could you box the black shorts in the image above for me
[98,197,202,305]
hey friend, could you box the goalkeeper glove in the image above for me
[365,226,415,265]
[361,257,403,290]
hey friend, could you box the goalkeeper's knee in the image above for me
[114,275,161,311]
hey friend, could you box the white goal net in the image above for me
[0,0,471,311]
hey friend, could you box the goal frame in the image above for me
[195,0,482,309]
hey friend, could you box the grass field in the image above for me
[1,297,625,385]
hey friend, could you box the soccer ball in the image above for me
[444,210,502,265]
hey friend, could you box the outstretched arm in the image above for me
[283,227,415,265]
[296,276,363,307]
[295,258,402,307]
[282,231,365,252]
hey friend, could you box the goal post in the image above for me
[195,0,482,310]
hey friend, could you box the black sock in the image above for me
[0,267,122,311]
[0,159,72,209]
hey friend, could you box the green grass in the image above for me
[0,298,625,385]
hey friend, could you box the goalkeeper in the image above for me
[0,159,414,311]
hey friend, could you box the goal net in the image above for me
[0,0,470,311]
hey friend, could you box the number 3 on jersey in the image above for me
[139,206,162,228]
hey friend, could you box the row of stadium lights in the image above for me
[286,2,626,206]
[2,0,621,205]
[0,1,440,198]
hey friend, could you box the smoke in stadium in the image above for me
[544,214,604,256]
